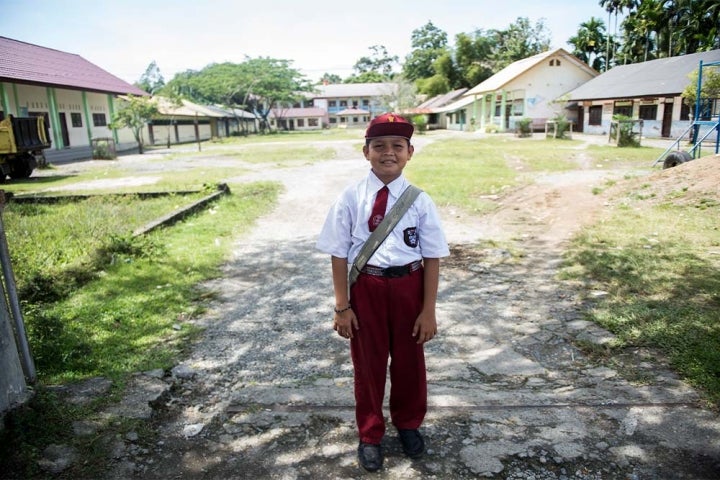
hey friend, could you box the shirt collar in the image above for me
[368,170,407,198]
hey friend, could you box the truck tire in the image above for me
[8,154,35,179]
[662,151,692,169]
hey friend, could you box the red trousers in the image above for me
[349,267,426,444]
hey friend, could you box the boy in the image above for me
[316,113,450,472]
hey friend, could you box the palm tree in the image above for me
[599,0,638,69]
[568,17,607,71]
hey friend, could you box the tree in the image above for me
[344,72,387,84]
[136,61,165,94]
[614,0,720,64]
[353,45,398,78]
[454,31,495,88]
[239,57,314,132]
[599,0,637,69]
[681,67,720,111]
[163,57,314,133]
[109,94,158,154]
[319,73,342,85]
[490,17,551,70]
[568,17,608,71]
[402,21,449,81]
[416,75,450,97]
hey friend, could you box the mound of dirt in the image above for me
[625,153,719,205]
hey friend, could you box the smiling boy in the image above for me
[316,113,450,471]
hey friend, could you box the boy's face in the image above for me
[363,136,414,184]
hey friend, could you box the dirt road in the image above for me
[44,132,720,479]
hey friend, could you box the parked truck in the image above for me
[0,115,51,181]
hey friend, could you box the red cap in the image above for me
[365,113,414,139]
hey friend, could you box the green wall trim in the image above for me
[0,83,9,115]
[81,91,93,144]
[107,94,118,143]
[46,87,63,148]
[12,84,20,116]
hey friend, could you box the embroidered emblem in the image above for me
[370,214,384,229]
[388,115,395,122]
[404,227,418,248]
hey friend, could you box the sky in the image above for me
[1,0,618,85]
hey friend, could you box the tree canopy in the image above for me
[162,57,314,131]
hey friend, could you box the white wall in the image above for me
[509,58,596,122]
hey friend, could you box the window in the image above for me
[92,113,107,126]
[638,104,657,120]
[309,118,318,127]
[329,117,337,124]
[549,59,561,67]
[71,112,83,127]
[340,100,347,107]
[329,100,336,107]
[512,100,524,116]
[588,105,602,125]
[297,119,305,127]
[362,99,369,107]
[613,101,633,117]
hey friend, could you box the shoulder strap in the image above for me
[348,185,423,288]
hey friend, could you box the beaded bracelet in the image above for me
[334,305,352,314]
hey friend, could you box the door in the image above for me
[58,112,70,147]
[662,102,674,138]
[576,106,585,133]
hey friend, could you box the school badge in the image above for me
[403,227,418,248]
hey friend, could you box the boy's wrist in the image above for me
[334,304,352,314]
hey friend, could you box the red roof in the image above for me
[0,36,147,96]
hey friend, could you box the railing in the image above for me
[652,122,695,166]
[652,119,720,167]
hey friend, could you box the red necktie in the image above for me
[368,186,389,232]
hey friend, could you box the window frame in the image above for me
[588,105,602,126]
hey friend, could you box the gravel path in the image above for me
[56,132,719,479]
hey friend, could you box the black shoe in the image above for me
[398,429,425,458]
[357,442,383,472]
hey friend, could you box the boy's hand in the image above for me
[333,309,359,339]
[413,310,437,344]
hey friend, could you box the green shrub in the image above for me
[548,114,571,139]
[92,139,117,159]
[611,114,641,147]
[516,118,533,137]
[412,115,427,134]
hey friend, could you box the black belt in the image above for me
[361,260,422,278]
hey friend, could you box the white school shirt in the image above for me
[316,171,450,267]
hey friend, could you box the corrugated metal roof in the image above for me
[465,48,596,96]
[566,49,720,100]
[0,36,147,95]
[204,104,257,119]
[417,88,468,109]
[432,94,477,113]
[313,82,397,98]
